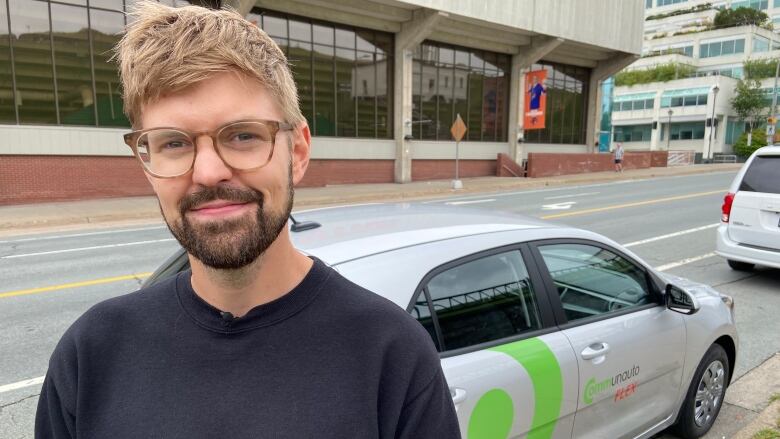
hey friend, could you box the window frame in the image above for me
[406,242,559,358]
[527,238,665,330]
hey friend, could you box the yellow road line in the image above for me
[540,189,725,220]
[0,272,153,299]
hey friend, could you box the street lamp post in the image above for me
[707,85,719,162]
[770,59,780,144]
[667,109,673,150]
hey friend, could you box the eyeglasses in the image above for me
[123,119,294,178]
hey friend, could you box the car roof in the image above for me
[291,203,559,265]
[756,145,780,156]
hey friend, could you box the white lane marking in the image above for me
[0,238,176,259]
[542,202,576,211]
[420,171,737,204]
[544,192,600,200]
[445,199,496,206]
[0,376,44,394]
[655,252,718,272]
[623,224,719,248]
[0,226,167,244]
[292,203,381,214]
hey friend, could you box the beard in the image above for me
[163,173,294,270]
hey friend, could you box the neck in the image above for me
[188,228,313,317]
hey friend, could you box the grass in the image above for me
[752,429,780,439]
[749,395,780,439]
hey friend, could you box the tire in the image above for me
[727,260,755,271]
[674,344,730,439]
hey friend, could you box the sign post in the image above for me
[450,114,467,190]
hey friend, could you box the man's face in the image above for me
[139,71,310,269]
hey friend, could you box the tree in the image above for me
[730,79,768,135]
[734,129,767,157]
[714,7,769,28]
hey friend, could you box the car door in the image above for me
[531,240,685,439]
[729,154,780,250]
[410,245,579,439]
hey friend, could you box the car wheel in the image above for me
[727,260,755,271]
[674,344,729,439]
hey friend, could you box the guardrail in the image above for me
[712,154,737,164]
[667,150,695,166]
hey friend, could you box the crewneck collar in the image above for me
[175,257,331,333]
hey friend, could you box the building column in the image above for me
[510,37,564,164]
[586,54,638,153]
[393,9,446,183]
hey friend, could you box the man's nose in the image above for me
[191,136,234,186]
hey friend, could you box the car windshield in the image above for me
[739,156,780,194]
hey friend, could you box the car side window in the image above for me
[537,243,653,322]
[416,250,542,352]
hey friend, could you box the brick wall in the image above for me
[412,159,495,181]
[496,153,525,177]
[0,155,152,205]
[526,151,662,178]
[298,159,395,187]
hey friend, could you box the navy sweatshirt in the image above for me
[35,258,461,438]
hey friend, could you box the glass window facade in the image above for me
[250,9,393,139]
[731,0,768,9]
[752,35,770,53]
[1,0,130,126]
[613,124,652,142]
[411,41,508,142]
[661,121,706,140]
[725,120,746,144]
[614,98,655,111]
[661,93,708,107]
[700,39,745,58]
[657,0,687,5]
[523,61,589,145]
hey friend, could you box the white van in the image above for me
[716,145,780,270]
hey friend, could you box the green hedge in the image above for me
[733,129,768,157]
[614,63,696,87]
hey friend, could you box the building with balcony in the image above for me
[611,0,780,160]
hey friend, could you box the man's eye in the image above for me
[233,132,258,142]
[165,141,188,149]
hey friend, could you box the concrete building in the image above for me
[0,0,643,204]
[612,0,780,161]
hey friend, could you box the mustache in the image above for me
[179,186,263,215]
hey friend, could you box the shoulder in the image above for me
[316,265,439,360]
[50,273,179,361]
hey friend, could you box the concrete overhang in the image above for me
[249,0,641,67]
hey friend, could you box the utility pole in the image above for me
[707,85,719,162]
[667,109,673,150]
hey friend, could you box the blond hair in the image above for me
[114,1,304,127]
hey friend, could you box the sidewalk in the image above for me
[0,163,741,234]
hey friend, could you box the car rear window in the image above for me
[739,156,780,194]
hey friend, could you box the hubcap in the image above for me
[693,360,725,428]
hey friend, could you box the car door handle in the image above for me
[450,387,467,405]
[581,342,610,360]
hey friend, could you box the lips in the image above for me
[188,200,252,217]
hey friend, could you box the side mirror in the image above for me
[666,284,700,315]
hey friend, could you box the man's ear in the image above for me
[290,122,311,186]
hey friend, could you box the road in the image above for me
[2,170,778,438]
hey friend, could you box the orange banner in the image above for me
[524,70,547,130]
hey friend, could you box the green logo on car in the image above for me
[468,337,563,439]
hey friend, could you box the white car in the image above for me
[716,145,780,270]
[148,204,738,439]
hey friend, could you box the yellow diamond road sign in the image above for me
[451,114,467,142]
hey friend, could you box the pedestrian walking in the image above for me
[614,142,625,172]
[34,3,460,438]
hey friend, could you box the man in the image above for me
[527,75,546,125]
[614,142,625,172]
[35,3,460,438]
